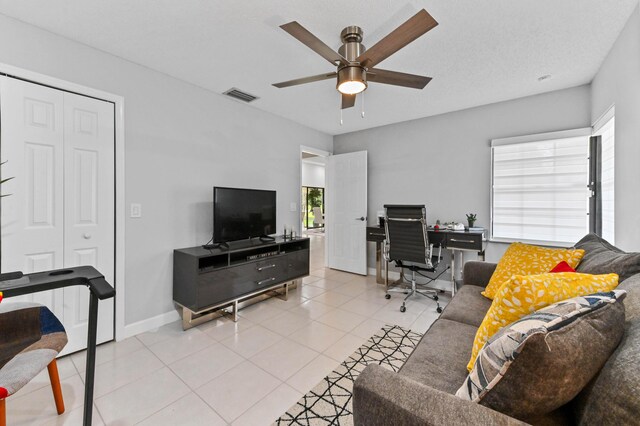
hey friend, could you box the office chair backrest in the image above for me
[384,205,429,264]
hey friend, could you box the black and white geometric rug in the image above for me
[274,325,423,425]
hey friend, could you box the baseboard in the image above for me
[121,309,181,340]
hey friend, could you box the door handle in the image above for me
[355,217,366,221]
[83,233,92,239]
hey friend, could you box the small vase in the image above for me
[468,220,475,228]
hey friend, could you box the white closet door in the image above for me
[62,91,115,353]
[0,76,115,355]
[0,76,65,317]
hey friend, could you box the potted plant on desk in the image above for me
[466,213,477,229]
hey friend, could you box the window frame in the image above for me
[591,105,615,243]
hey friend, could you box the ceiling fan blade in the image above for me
[368,68,432,89]
[355,9,438,68]
[273,72,337,88]
[280,21,349,66]
[341,94,356,109]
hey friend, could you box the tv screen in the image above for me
[213,187,277,243]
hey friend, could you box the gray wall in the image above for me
[0,15,332,325]
[591,5,640,251]
[334,85,592,267]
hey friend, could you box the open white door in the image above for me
[326,151,367,275]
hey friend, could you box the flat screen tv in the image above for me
[213,187,276,243]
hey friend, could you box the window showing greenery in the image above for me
[302,186,324,229]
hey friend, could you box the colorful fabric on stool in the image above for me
[0,302,68,398]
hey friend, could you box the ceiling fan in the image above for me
[273,9,438,109]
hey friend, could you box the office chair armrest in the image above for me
[353,364,526,426]
[462,261,497,288]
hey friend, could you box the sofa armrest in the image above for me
[463,261,497,288]
[353,365,525,426]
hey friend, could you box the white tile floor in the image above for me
[8,234,448,425]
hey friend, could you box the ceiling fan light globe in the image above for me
[337,66,367,95]
[338,80,366,95]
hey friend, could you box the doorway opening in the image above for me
[300,147,330,267]
[302,186,325,231]
[300,149,328,235]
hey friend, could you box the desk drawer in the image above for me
[447,233,483,251]
[366,227,386,243]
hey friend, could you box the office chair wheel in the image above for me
[385,294,391,299]
[400,304,406,313]
[433,295,439,301]
[436,306,443,314]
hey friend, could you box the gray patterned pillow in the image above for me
[456,290,626,420]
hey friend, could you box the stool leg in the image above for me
[0,398,5,426]
[47,360,65,415]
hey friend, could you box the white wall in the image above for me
[334,85,592,267]
[301,162,325,188]
[0,15,332,327]
[591,5,640,251]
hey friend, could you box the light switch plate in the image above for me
[130,203,142,218]
[290,202,297,212]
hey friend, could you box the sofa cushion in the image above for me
[468,272,620,370]
[574,233,640,282]
[457,291,626,421]
[440,285,491,327]
[483,242,585,299]
[572,274,640,424]
[399,319,476,394]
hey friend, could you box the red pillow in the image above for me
[549,261,576,273]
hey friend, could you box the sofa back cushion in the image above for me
[574,234,640,282]
[572,274,640,424]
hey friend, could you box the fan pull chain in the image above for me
[361,92,365,118]
[339,94,343,125]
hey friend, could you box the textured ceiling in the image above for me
[0,0,636,135]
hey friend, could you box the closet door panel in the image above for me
[0,76,65,316]
[62,91,115,352]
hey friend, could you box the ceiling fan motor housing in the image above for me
[338,26,366,63]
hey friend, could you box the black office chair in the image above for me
[383,205,446,313]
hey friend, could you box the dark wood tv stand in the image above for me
[173,236,310,329]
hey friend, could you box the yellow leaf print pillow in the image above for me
[482,243,585,300]
[467,272,619,371]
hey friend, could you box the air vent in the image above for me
[223,88,259,103]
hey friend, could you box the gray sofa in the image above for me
[353,234,640,425]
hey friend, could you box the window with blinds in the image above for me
[491,133,590,245]
[595,116,615,243]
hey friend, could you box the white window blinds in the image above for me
[491,134,590,245]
